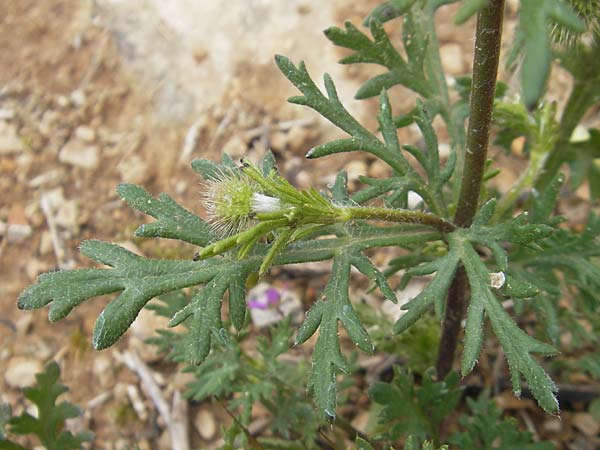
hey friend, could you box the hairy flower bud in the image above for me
[202,169,284,235]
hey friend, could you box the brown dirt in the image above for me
[0,1,596,449]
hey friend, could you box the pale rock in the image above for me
[295,170,312,189]
[511,136,526,156]
[542,416,563,434]
[345,160,368,180]
[29,169,63,188]
[38,110,61,137]
[26,258,52,281]
[573,412,599,437]
[0,121,24,155]
[287,125,311,152]
[222,134,247,159]
[382,279,427,321]
[0,108,15,120]
[55,199,80,233]
[269,130,288,151]
[351,411,370,433]
[93,355,114,388]
[115,241,143,256]
[129,307,170,362]
[39,230,53,255]
[194,408,217,440]
[440,43,465,75]
[117,154,150,184]
[5,357,42,388]
[408,191,423,209]
[59,139,100,170]
[70,89,87,107]
[438,142,451,159]
[15,314,33,335]
[171,370,196,391]
[6,224,32,244]
[74,125,96,142]
[175,180,188,195]
[56,95,70,108]
[368,159,390,178]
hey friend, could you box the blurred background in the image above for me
[0,1,587,449]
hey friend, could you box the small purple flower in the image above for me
[248,287,281,310]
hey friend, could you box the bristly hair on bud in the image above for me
[202,168,258,236]
[202,168,284,236]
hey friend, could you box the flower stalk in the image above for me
[437,0,506,380]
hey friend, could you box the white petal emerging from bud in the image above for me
[251,193,282,213]
[489,271,506,289]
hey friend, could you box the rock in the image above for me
[193,48,208,63]
[542,416,563,434]
[345,160,368,181]
[0,109,15,120]
[573,412,600,437]
[194,408,217,440]
[438,142,451,159]
[7,204,32,244]
[171,370,196,391]
[15,314,33,335]
[59,139,99,170]
[269,130,288,151]
[38,110,61,137]
[0,121,24,155]
[5,357,42,388]
[368,159,390,178]
[39,230,53,255]
[295,170,312,189]
[511,136,526,156]
[287,125,311,152]
[55,199,80,234]
[74,125,96,142]
[28,169,64,188]
[440,43,465,75]
[222,134,247,159]
[6,223,32,244]
[408,191,423,209]
[117,154,150,184]
[175,180,188,195]
[129,307,170,362]
[70,89,87,107]
[26,258,52,281]
[93,355,114,388]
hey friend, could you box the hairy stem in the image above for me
[437,0,505,380]
[346,206,455,233]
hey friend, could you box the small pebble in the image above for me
[5,357,42,388]
[345,160,368,181]
[59,139,99,170]
[117,154,150,184]
[368,159,390,178]
[0,121,24,155]
[74,125,96,142]
[440,43,465,75]
[222,134,247,159]
[194,408,217,440]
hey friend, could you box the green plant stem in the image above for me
[535,80,594,191]
[346,206,455,233]
[436,0,505,380]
